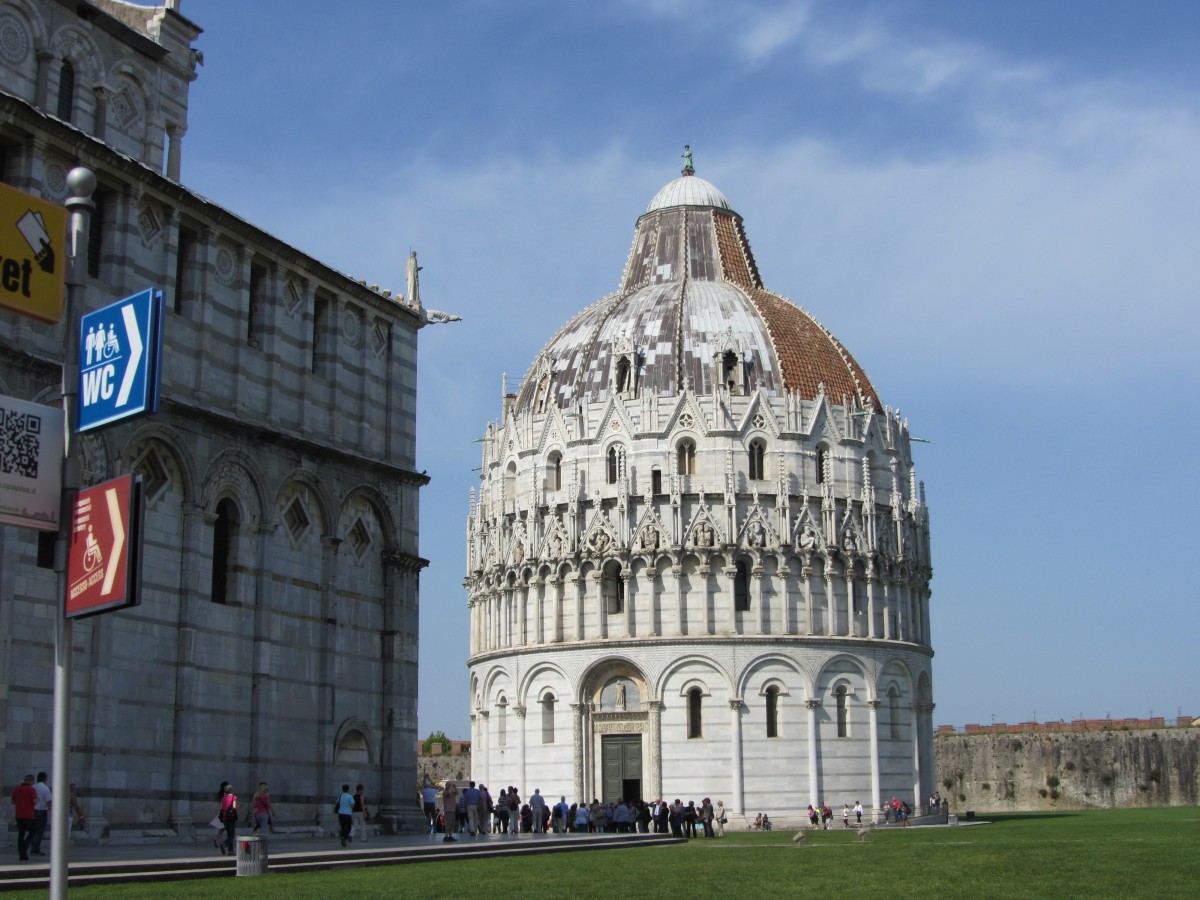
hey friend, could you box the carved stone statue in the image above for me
[590,530,611,554]
[694,520,714,548]
[799,524,819,550]
[746,520,764,548]
[615,681,626,711]
[640,524,660,552]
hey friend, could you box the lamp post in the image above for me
[50,166,95,900]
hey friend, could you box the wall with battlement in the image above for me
[934,722,1199,812]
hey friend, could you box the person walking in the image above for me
[352,784,370,842]
[441,781,459,842]
[250,783,277,835]
[334,784,355,846]
[30,772,52,856]
[11,774,36,861]
[218,783,238,855]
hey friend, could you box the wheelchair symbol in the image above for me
[83,526,103,572]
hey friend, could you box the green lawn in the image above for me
[16,808,1200,899]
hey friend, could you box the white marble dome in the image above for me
[467,166,935,824]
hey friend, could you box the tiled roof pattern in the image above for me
[513,177,882,414]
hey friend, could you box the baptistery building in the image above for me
[466,162,934,820]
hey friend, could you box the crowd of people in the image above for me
[421,779,732,841]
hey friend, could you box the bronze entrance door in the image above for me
[601,734,642,804]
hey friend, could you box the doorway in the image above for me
[601,734,642,803]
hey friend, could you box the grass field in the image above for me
[10,808,1198,898]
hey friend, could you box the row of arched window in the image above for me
[537,441,830,493]
[488,685,906,745]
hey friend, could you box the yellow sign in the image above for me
[0,181,67,322]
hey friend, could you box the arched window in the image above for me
[687,687,703,739]
[766,686,780,738]
[541,694,556,744]
[677,440,696,476]
[335,729,370,765]
[816,446,829,484]
[505,461,517,504]
[56,60,75,122]
[835,685,849,738]
[889,688,901,740]
[615,358,631,393]
[748,439,765,480]
[497,697,508,747]
[651,467,662,495]
[722,351,738,392]
[210,498,239,605]
[607,446,619,485]
[547,452,562,491]
[734,561,751,612]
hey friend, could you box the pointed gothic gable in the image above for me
[808,392,844,444]
[590,393,639,443]
[631,507,670,555]
[737,387,781,438]
[509,521,529,568]
[684,503,725,550]
[737,503,778,550]
[662,390,710,437]
[582,508,619,556]
[535,402,573,455]
[538,516,570,561]
[838,506,868,554]
[793,504,825,551]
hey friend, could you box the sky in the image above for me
[173,0,1200,738]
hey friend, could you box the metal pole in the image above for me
[51,166,95,900]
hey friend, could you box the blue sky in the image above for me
[176,0,1200,738]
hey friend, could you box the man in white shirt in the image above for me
[30,772,52,856]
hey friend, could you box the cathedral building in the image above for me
[1,0,430,837]
[466,162,935,819]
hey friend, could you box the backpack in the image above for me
[223,801,238,823]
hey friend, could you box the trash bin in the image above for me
[236,835,268,877]
[948,815,958,826]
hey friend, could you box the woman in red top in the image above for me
[217,783,238,855]
[11,775,37,861]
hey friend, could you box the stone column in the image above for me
[166,123,184,181]
[623,572,634,637]
[754,571,766,634]
[574,575,585,641]
[477,710,490,788]
[881,580,892,640]
[535,580,545,644]
[724,566,737,635]
[730,699,745,814]
[515,705,527,794]
[823,562,835,636]
[779,565,793,634]
[571,703,586,801]
[552,577,564,642]
[806,699,822,808]
[646,567,659,637]
[92,86,109,143]
[597,571,608,639]
[647,700,663,801]
[868,699,882,816]
[35,50,53,109]
[910,702,921,809]
[674,565,686,636]
[803,562,814,634]
[518,582,527,646]
[866,576,877,639]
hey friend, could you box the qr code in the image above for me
[0,406,41,479]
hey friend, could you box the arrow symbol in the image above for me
[101,486,126,596]
[116,303,144,408]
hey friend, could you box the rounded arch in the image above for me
[654,653,733,701]
[333,716,377,766]
[124,422,200,501]
[518,660,571,706]
[875,656,917,702]
[480,665,515,706]
[274,467,336,536]
[576,656,649,708]
[50,24,102,83]
[202,448,267,523]
[340,483,399,549]
[736,651,808,699]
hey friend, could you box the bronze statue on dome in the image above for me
[681,144,694,176]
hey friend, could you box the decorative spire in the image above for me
[681,144,695,176]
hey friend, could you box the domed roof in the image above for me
[515,170,880,415]
[645,175,731,213]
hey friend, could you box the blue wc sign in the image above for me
[77,288,163,432]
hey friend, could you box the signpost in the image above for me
[77,287,163,432]
[0,395,64,530]
[65,474,143,619]
[0,181,67,322]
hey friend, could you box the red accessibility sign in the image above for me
[65,474,143,619]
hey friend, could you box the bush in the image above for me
[1046,776,1060,789]
[982,783,991,791]
[1064,761,1076,771]
[1039,789,1048,798]
[422,730,452,755]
